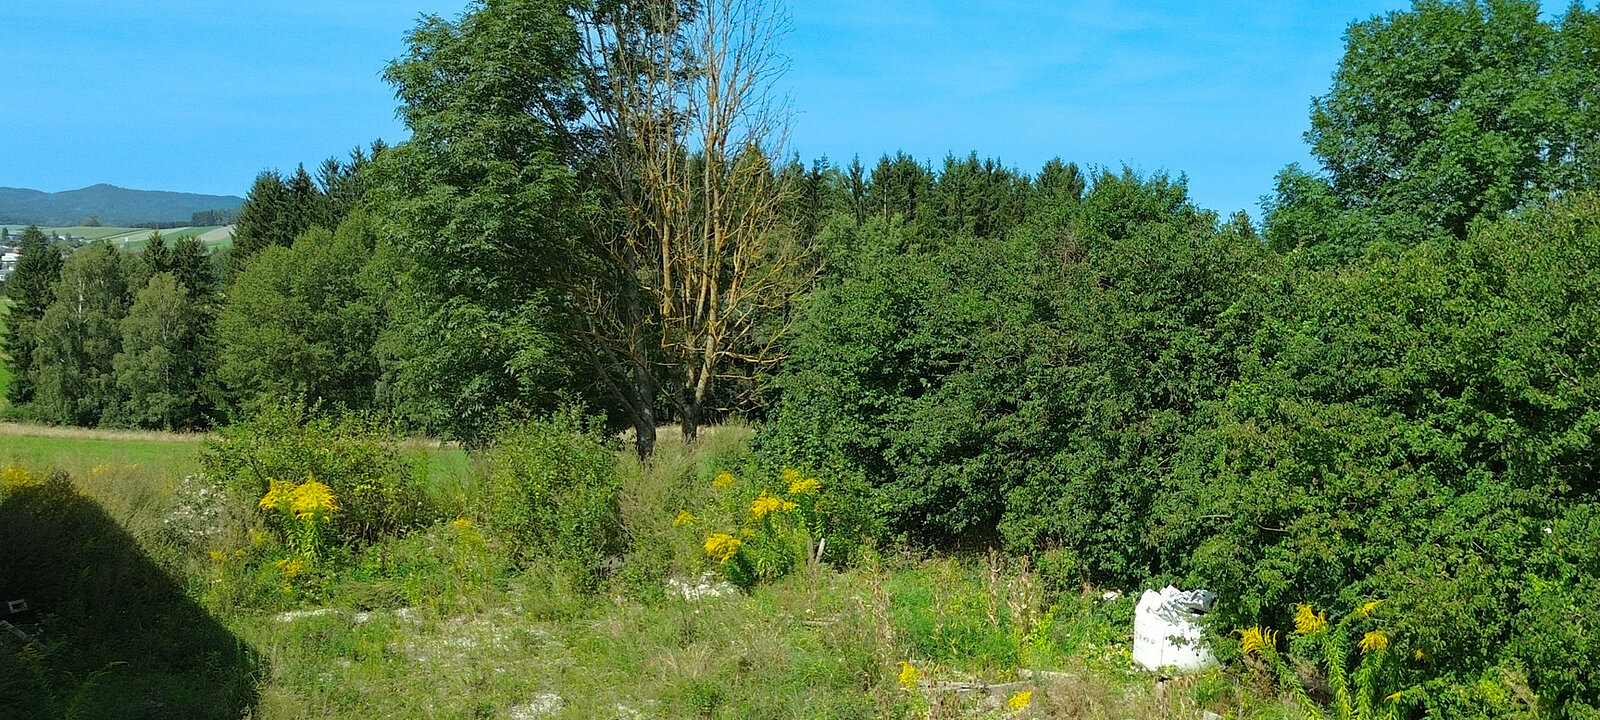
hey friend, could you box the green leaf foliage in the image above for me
[110,272,212,430]
[1173,194,1600,714]
[29,243,129,426]
[216,211,390,414]
[2,225,64,406]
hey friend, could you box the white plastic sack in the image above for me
[1132,585,1218,672]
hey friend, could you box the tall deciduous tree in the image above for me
[112,273,209,429]
[576,0,807,446]
[31,243,129,426]
[216,212,389,413]
[374,0,587,441]
[378,0,806,453]
[1269,0,1600,251]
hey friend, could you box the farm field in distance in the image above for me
[3,225,235,251]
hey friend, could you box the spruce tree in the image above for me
[4,226,64,405]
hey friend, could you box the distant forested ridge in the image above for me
[0,184,244,227]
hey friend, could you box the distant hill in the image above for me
[0,184,244,227]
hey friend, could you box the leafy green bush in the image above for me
[1175,195,1600,716]
[475,407,620,588]
[765,169,1273,586]
[200,399,433,547]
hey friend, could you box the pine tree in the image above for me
[227,171,290,275]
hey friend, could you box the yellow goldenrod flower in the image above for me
[673,510,696,528]
[1,465,40,491]
[208,549,228,564]
[749,489,797,520]
[1358,600,1384,618]
[787,474,821,495]
[1293,603,1328,635]
[1237,626,1277,656]
[259,478,294,513]
[451,517,476,531]
[274,557,306,578]
[289,479,339,522]
[898,661,920,688]
[1007,691,1032,710]
[1360,631,1390,654]
[1386,691,1404,703]
[713,471,736,489]
[1413,648,1426,661]
[704,533,742,563]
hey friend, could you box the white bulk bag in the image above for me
[1132,586,1218,672]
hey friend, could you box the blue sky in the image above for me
[0,1,1402,217]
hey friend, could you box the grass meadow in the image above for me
[0,423,1292,720]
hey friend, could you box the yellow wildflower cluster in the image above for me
[787,473,821,495]
[673,510,696,527]
[1360,630,1390,654]
[0,465,41,491]
[897,661,921,688]
[274,557,307,578]
[704,533,742,563]
[1238,626,1278,656]
[259,478,295,513]
[1358,599,1384,618]
[1007,691,1032,710]
[748,489,797,520]
[1293,603,1328,635]
[259,476,339,522]
[289,479,338,521]
[713,471,736,489]
[451,517,476,532]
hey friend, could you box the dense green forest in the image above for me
[6,0,1600,716]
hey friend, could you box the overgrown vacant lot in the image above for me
[0,421,1289,720]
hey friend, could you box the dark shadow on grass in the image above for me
[0,475,260,720]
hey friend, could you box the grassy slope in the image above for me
[0,429,1289,720]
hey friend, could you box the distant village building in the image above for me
[0,246,20,283]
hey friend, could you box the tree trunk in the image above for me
[680,391,700,444]
[633,398,657,460]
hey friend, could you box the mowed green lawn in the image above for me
[0,430,204,479]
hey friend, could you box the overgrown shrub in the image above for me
[1177,196,1600,715]
[475,407,620,588]
[765,169,1274,586]
[200,399,432,547]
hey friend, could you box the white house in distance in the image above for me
[0,246,20,283]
